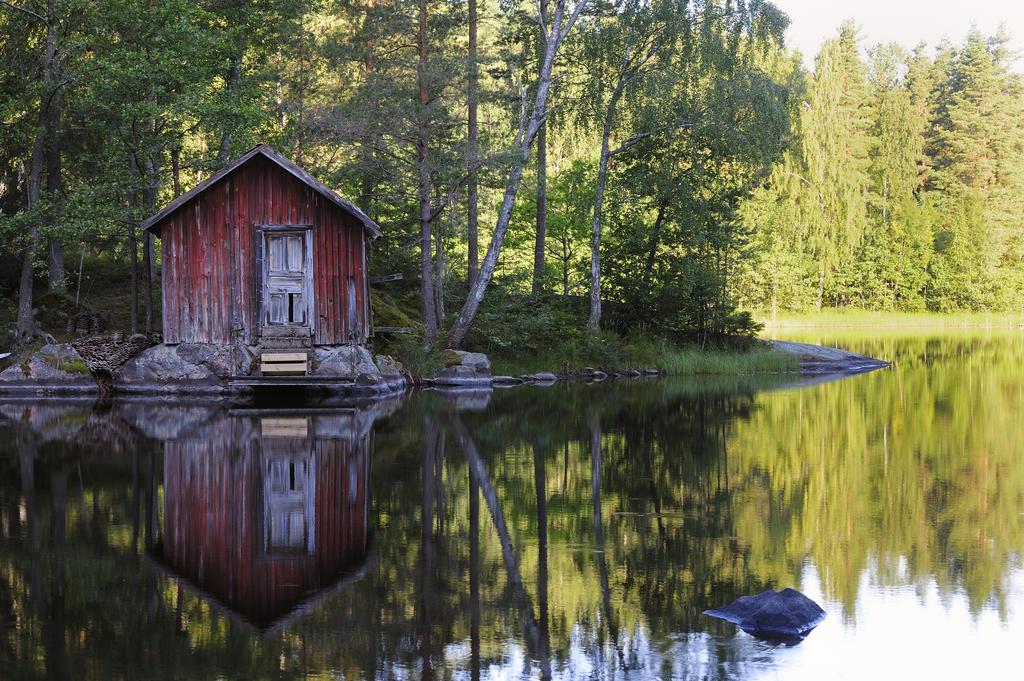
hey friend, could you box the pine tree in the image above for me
[929,30,1024,309]
[857,43,928,309]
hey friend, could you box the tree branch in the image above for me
[609,119,694,157]
[0,0,47,26]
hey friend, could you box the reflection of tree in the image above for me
[451,414,550,678]
[3,333,1024,679]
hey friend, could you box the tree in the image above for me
[576,0,677,333]
[799,22,874,308]
[446,0,590,348]
[856,43,928,309]
[466,0,480,289]
[5,0,64,343]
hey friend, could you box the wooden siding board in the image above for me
[203,190,213,342]
[217,182,229,343]
[174,214,184,342]
[175,214,185,343]
[208,187,219,343]
[314,200,325,345]
[335,207,346,343]
[320,196,332,345]
[357,220,368,341]
[338,212,348,342]
[162,215,175,342]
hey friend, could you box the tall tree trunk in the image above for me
[561,231,569,296]
[218,53,243,164]
[451,415,546,665]
[589,412,623,664]
[359,0,378,212]
[417,416,438,678]
[43,471,69,681]
[142,155,159,334]
[434,223,445,329]
[466,0,479,288]
[417,0,438,343]
[447,0,588,348]
[588,116,614,333]
[171,146,182,197]
[532,5,549,297]
[16,6,59,343]
[45,81,64,293]
[816,265,825,311]
[533,122,547,296]
[295,3,308,165]
[17,133,45,343]
[640,200,667,291]
[128,158,139,334]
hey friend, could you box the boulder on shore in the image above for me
[113,343,236,393]
[0,343,97,393]
[441,349,491,373]
[433,349,492,387]
[769,340,890,375]
[312,345,380,377]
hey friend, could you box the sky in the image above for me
[771,0,1024,71]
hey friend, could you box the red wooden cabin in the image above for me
[142,145,381,348]
[151,412,371,633]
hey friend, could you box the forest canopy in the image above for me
[0,0,1021,350]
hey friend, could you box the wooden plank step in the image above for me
[258,337,312,349]
[261,352,309,362]
[261,362,308,375]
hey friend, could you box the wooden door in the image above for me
[261,229,313,331]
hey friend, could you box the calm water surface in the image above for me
[2,330,1023,680]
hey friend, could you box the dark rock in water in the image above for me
[704,588,826,642]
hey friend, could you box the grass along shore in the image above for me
[483,335,799,378]
[757,309,1024,330]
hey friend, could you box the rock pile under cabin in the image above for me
[0,144,405,397]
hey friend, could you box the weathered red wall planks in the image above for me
[156,154,369,345]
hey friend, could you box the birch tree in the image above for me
[447,0,590,347]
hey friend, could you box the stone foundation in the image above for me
[0,343,98,394]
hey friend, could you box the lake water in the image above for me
[2,330,1023,680]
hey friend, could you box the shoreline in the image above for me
[758,310,1024,330]
[0,339,890,398]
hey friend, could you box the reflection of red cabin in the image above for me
[153,413,370,632]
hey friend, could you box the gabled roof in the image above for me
[141,144,381,238]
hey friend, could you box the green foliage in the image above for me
[463,287,579,358]
[2,0,1021,356]
[737,25,1024,314]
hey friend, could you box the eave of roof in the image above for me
[140,144,381,238]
